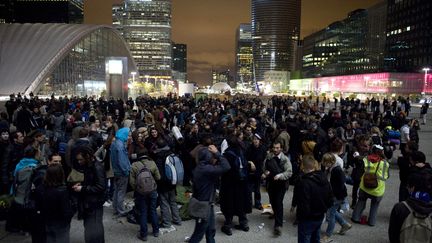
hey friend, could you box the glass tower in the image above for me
[252,0,301,87]
[236,23,253,89]
[2,0,83,24]
[116,0,172,81]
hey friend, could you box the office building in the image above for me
[385,0,432,72]
[114,0,172,82]
[235,23,253,89]
[172,43,187,83]
[251,0,301,88]
[1,0,83,24]
[302,7,385,78]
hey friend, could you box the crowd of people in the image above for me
[0,92,431,243]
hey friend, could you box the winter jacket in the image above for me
[264,152,293,181]
[389,198,432,243]
[154,146,175,193]
[79,160,106,210]
[110,128,131,177]
[275,130,290,155]
[295,170,333,221]
[34,184,74,227]
[246,143,267,179]
[129,156,161,190]
[192,149,230,202]
[329,165,347,200]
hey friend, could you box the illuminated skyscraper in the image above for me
[0,0,83,24]
[172,43,187,82]
[235,23,253,89]
[115,0,172,81]
[251,0,301,88]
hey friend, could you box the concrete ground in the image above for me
[0,106,430,243]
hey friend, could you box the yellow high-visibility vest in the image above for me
[360,157,390,197]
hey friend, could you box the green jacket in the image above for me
[129,157,161,190]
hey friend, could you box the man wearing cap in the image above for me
[246,133,267,210]
[351,144,390,226]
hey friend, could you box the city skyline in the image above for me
[88,0,382,85]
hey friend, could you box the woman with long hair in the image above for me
[35,164,74,243]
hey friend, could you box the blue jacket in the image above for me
[110,128,131,177]
[14,158,38,177]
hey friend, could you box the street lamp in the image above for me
[131,72,137,83]
[423,67,430,94]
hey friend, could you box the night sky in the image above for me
[87,0,382,85]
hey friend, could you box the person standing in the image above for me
[295,155,333,243]
[321,153,352,243]
[129,153,161,241]
[72,146,106,243]
[35,164,74,243]
[220,135,252,236]
[246,133,266,210]
[420,102,429,125]
[262,142,292,236]
[188,138,230,243]
[351,145,390,226]
[110,127,131,217]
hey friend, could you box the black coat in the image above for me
[329,166,347,201]
[220,148,252,216]
[79,160,106,210]
[295,170,333,221]
[246,143,266,179]
[35,184,74,227]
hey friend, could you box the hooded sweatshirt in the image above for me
[295,170,333,221]
[389,197,432,243]
[110,128,131,177]
[14,158,39,177]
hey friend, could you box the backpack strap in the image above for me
[402,201,413,213]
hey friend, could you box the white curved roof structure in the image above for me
[211,82,232,93]
[0,23,136,96]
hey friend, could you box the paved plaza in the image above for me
[0,106,430,243]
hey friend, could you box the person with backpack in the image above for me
[351,144,390,226]
[398,141,419,202]
[220,135,252,236]
[129,152,161,241]
[72,146,106,243]
[389,170,432,243]
[6,145,39,234]
[154,138,182,231]
[262,141,293,236]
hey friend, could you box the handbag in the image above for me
[363,161,381,189]
[188,187,214,219]
[188,197,211,219]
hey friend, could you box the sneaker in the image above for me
[153,232,159,237]
[338,223,352,235]
[273,226,282,236]
[320,235,333,243]
[103,201,112,207]
[173,221,182,226]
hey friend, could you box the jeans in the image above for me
[399,181,409,202]
[325,199,349,236]
[351,180,360,206]
[351,189,382,226]
[112,176,128,215]
[136,191,159,237]
[189,205,215,243]
[298,219,323,243]
[267,181,286,228]
[159,190,181,228]
[248,177,262,207]
[83,206,104,243]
